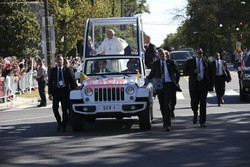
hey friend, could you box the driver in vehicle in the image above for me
[91,29,128,55]
[122,60,137,73]
[92,60,111,73]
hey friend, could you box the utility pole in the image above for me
[44,0,52,75]
[121,0,123,17]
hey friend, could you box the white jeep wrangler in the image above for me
[70,17,153,131]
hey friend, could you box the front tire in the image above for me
[71,109,85,132]
[138,100,152,130]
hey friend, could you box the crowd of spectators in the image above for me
[0,55,82,102]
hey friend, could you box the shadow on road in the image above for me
[1,110,250,167]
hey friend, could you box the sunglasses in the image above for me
[197,52,203,54]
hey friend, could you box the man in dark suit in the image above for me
[36,58,47,107]
[92,60,111,73]
[48,55,77,132]
[184,48,213,127]
[147,48,181,131]
[211,52,230,106]
[144,35,158,69]
[234,51,245,79]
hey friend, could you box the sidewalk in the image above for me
[0,96,38,111]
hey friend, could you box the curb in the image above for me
[0,96,38,110]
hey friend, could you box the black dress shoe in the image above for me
[165,126,171,132]
[37,104,46,107]
[200,123,207,127]
[193,115,197,124]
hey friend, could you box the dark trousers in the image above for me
[190,80,208,124]
[215,75,225,104]
[171,91,177,112]
[38,80,46,105]
[158,83,175,127]
[52,87,70,128]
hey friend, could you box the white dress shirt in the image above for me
[161,60,172,82]
[216,59,223,76]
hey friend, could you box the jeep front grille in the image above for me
[94,87,124,101]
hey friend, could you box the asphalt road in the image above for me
[0,68,250,167]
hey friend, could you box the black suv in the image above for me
[239,56,250,101]
[170,51,193,75]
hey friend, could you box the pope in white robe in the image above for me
[94,29,128,55]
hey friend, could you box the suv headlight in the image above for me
[84,88,93,96]
[126,86,135,95]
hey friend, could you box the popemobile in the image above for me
[69,16,154,131]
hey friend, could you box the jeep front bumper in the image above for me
[72,101,147,115]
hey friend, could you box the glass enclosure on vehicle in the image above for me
[84,58,141,75]
[84,17,142,57]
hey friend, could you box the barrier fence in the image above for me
[0,71,38,103]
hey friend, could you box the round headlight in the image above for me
[126,86,135,95]
[84,88,93,96]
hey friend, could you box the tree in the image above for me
[0,0,41,58]
[48,0,150,57]
[163,0,250,55]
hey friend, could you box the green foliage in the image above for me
[163,0,250,55]
[48,0,149,57]
[0,0,150,58]
[0,0,41,58]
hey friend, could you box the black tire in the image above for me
[138,100,152,130]
[86,117,96,123]
[71,110,85,132]
[115,116,124,120]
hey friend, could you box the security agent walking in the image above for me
[48,55,77,132]
[144,35,158,69]
[36,58,47,107]
[147,49,181,131]
[211,52,231,106]
[184,48,213,127]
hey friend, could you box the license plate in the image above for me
[99,105,118,111]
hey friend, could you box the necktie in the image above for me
[197,59,200,74]
[216,60,220,75]
[161,61,165,81]
[197,59,201,81]
[59,68,62,81]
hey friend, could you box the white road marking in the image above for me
[177,92,184,99]
[0,115,53,123]
[225,90,239,96]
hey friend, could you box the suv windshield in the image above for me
[170,52,193,60]
[84,58,141,75]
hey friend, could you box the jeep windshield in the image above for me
[84,17,141,57]
[84,58,141,75]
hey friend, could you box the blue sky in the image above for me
[141,0,187,47]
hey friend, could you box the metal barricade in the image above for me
[0,71,39,103]
[0,77,6,103]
